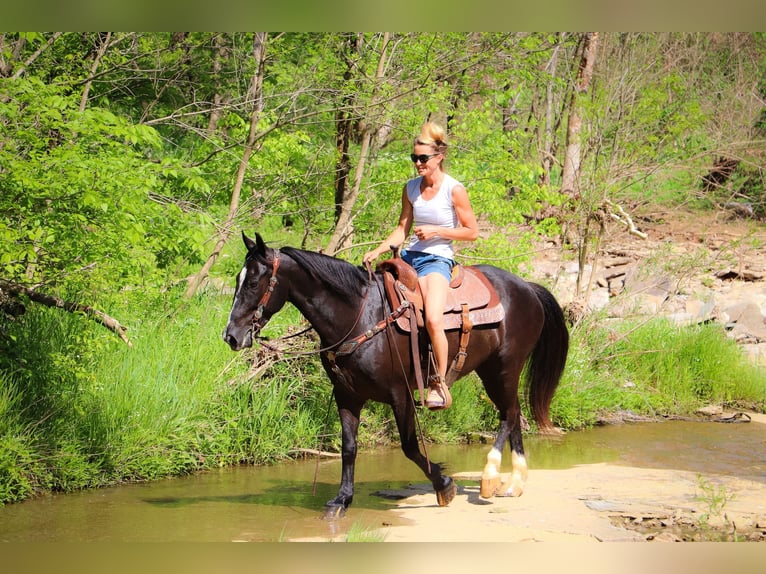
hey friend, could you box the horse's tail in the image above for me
[526,282,569,433]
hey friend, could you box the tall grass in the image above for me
[0,290,330,503]
[550,314,766,428]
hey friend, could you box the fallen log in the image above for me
[0,278,131,346]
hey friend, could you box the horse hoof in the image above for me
[436,479,457,506]
[495,480,524,497]
[321,504,346,520]
[480,476,500,499]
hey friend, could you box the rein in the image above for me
[252,252,378,358]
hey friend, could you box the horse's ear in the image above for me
[242,232,267,256]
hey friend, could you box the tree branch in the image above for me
[11,32,63,79]
[0,279,132,347]
[605,200,648,239]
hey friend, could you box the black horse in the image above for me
[223,233,569,518]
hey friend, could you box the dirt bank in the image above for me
[376,413,766,542]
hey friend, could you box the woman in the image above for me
[363,122,479,410]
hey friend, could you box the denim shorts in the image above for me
[401,250,454,282]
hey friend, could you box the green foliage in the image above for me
[0,77,211,297]
[0,376,44,503]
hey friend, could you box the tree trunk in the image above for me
[540,33,566,186]
[0,33,26,77]
[10,32,63,79]
[333,33,361,221]
[184,33,268,298]
[560,32,599,200]
[326,32,390,256]
[207,33,230,134]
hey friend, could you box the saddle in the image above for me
[377,256,505,396]
[378,257,505,333]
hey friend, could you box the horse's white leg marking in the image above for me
[480,446,503,498]
[497,450,528,497]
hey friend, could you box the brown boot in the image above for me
[425,375,452,411]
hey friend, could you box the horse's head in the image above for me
[222,232,286,351]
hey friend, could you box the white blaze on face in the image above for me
[228,265,249,324]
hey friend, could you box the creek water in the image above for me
[1,420,763,542]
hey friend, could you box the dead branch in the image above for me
[0,279,132,346]
[605,200,648,239]
[290,448,341,459]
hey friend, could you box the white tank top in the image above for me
[405,174,461,259]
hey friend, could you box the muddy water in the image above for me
[0,420,763,542]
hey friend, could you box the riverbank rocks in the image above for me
[521,210,766,367]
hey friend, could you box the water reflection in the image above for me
[0,420,763,541]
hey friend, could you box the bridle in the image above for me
[250,248,281,333]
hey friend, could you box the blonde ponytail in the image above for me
[415,122,448,154]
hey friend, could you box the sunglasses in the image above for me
[410,153,441,164]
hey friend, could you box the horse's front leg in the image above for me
[322,394,364,520]
[392,390,456,506]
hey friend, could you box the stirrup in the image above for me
[425,375,452,411]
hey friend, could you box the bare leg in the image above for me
[420,273,451,409]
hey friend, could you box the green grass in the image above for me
[0,290,331,503]
[550,314,766,429]
[342,521,388,542]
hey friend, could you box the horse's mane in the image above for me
[281,246,369,298]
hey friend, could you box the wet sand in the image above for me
[375,413,766,542]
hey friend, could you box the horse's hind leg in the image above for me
[480,427,506,498]
[496,421,528,497]
[480,416,529,498]
[479,364,529,498]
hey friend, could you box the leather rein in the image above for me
[251,251,405,359]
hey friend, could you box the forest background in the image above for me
[1,32,765,505]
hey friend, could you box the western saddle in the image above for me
[377,254,505,404]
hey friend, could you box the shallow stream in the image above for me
[1,420,763,542]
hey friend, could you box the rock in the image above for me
[648,531,682,542]
[522,209,766,367]
[684,298,716,321]
[721,302,766,340]
[696,405,724,417]
[619,273,674,314]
